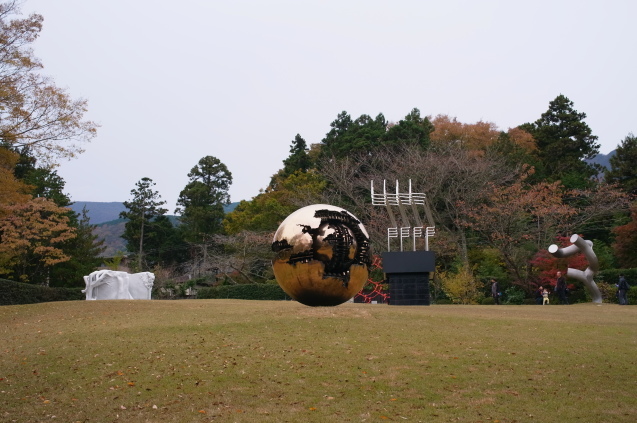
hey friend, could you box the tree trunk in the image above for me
[138,216,144,270]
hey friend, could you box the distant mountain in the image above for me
[70,202,127,225]
[72,201,241,256]
[92,219,127,257]
[70,201,240,225]
[587,150,615,171]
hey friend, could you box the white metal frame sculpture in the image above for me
[548,234,602,304]
[371,179,435,252]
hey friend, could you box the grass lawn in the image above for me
[1,300,636,422]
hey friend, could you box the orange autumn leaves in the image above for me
[430,115,535,153]
[0,148,76,281]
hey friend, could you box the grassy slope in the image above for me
[1,301,636,422]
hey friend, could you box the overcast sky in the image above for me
[20,0,637,209]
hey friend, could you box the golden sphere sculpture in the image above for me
[271,204,371,306]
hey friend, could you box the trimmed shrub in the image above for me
[197,283,290,301]
[0,279,84,306]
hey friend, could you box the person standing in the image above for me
[618,274,630,305]
[542,287,550,305]
[491,279,500,305]
[555,271,569,305]
[535,285,544,305]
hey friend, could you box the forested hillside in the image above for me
[77,202,240,256]
[70,201,239,225]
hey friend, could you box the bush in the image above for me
[0,279,84,306]
[567,288,587,304]
[503,286,526,305]
[197,283,290,301]
[481,297,495,305]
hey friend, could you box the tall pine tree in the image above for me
[120,177,168,270]
[605,133,637,194]
[175,156,232,242]
[520,95,600,188]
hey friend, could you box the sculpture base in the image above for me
[382,251,435,306]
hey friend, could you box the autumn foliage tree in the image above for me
[460,173,576,289]
[0,197,76,283]
[0,2,97,165]
[529,235,589,289]
[438,264,485,304]
[612,204,637,268]
[0,3,100,285]
[0,146,30,210]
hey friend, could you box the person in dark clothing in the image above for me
[491,279,500,305]
[534,285,544,305]
[618,274,630,305]
[555,271,569,304]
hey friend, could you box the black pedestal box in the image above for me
[382,251,435,306]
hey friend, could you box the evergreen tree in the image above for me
[120,177,168,270]
[320,112,387,158]
[282,134,312,176]
[49,207,106,287]
[383,108,434,149]
[270,134,313,188]
[520,95,600,188]
[605,133,637,194]
[175,156,232,242]
[319,109,435,160]
[321,111,353,157]
[13,147,71,207]
[141,215,186,268]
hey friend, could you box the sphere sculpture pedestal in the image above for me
[382,251,436,305]
[271,204,371,307]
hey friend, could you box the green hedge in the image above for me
[597,268,637,285]
[197,283,290,301]
[0,279,84,306]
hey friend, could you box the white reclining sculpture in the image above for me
[82,270,155,300]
